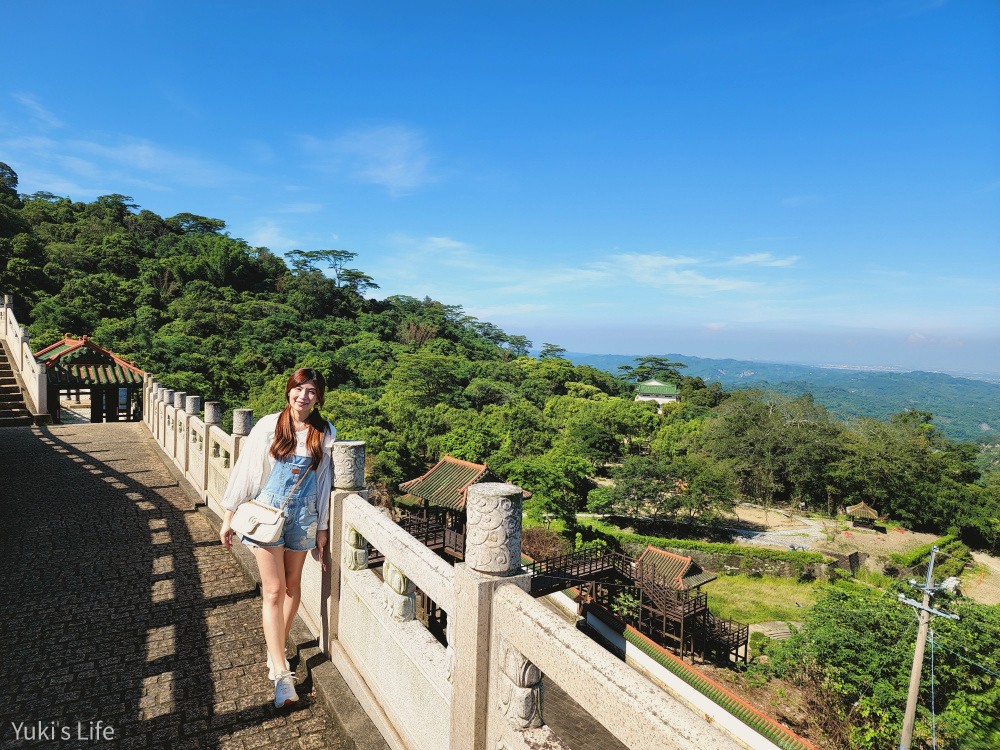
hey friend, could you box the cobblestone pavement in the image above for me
[0,424,346,750]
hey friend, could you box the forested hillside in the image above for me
[566,352,1000,444]
[2,161,999,550]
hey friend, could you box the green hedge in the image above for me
[580,518,829,565]
[887,535,970,579]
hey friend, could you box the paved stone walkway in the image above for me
[0,423,346,750]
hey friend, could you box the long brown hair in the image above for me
[270,368,329,469]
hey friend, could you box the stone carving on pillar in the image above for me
[382,561,416,621]
[465,483,523,575]
[343,525,368,571]
[497,638,543,730]
[332,440,365,490]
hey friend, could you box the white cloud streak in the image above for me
[301,125,434,196]
[11,93,63,128]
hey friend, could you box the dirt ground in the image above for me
[722,504,1000,606]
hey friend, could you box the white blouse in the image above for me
[221,412,337,530]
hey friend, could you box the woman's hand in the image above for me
[220,511,235,549]
[314,529,329,571]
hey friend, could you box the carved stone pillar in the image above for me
[326,441,367,649]
[450,482,530,750]
[497,638,543,730]
[332,440,365,490]
[184,394,200,415]
[173,391,186,409]
[383,561,416,621]
[465,483,523,575]
[343,525,368,571]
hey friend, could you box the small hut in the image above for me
[34,335,145,423]
[845,501,879,528]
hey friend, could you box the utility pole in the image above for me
[898,546,959,750]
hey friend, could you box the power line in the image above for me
[932,637,1000,680]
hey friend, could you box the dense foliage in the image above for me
[566,352,1000,445]
[759,582,1000,749]
[1,162,997,547]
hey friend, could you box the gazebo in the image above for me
[34,335,145,423]
[397,454,489,530]
[845,501,880,528]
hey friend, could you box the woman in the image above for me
[220,368,336,708]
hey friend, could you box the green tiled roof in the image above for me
[636,545,714,590]
[635,379,679,396]
[35,336,145,388]
[398,455,488,511]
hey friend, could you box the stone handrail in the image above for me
[141,377,766,750]
[1,294,48,415]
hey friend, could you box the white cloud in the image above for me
[11,94,63,128]
[728,252,799,267]
[247,220,298,252]
[301,125,434,196]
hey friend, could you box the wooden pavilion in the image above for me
[396,454,490,556]
[845,501,879,528]
[34,335,145,423]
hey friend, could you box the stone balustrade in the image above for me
[1,295,48,416]
[141,377,754,750]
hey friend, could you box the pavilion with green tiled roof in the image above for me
[635,544,716,590]
[34,335,145,423]
[398,454,489,514]
[634,379,680,408]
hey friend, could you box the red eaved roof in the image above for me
[398,455,488,511]
[34,335,145,387]
[635,545,716,590]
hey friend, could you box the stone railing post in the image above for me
[184,395,201,486]
[161,389,174,451]
[19,325,28,372]
[173,392,187,464]
[202,401,221,494]
[231,408,253,464]
[449,483,530,750]
[325,440,366,651]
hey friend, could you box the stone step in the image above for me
[0,415,34,427]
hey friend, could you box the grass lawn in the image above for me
[702,574,823,624]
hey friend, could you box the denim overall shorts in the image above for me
[244,455,318,551]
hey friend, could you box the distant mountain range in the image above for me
[562,352,1000,444]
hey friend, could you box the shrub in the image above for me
[521,526,572,560]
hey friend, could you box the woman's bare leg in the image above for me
[254,545,290,674]
[281,549,309,644]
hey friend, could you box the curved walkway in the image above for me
[0,423,346,750]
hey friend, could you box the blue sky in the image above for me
[2,1,998,374]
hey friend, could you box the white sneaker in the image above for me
[267,652,291,681]
[274,670,299,708]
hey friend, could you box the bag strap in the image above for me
[276,466,311,514]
